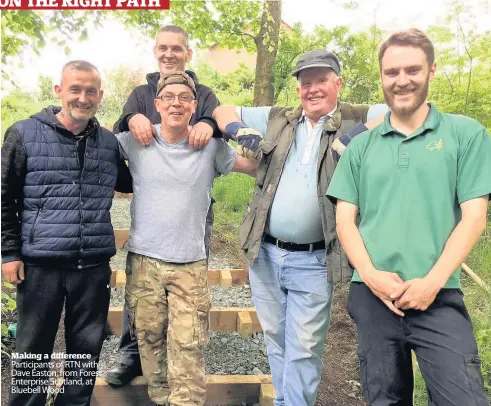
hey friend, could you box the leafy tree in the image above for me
[37,74,55,102]
[273,24,383,106]
[3,2,279,106]
[98,66,145,118]
[427,0,491,128]
[329,25,383,104]
[117,1,281,106]
[194,62,255,106]
[252,0,282,105]
[1,11,97,65]
[1,90,48,138]
[273,24,334,104]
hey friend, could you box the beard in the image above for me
[383,75,430,117]
[67,105,96,122]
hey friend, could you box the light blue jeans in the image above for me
[249,242,334,406]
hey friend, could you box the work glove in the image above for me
[225,122,264,160]
[331,122,368,163]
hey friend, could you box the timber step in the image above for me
[107,307,262,337]
[110,268,248,288]
[114,229,130,249]
[91,375,274,406]
[114,192,134,199]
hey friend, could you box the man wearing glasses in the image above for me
[107,25,222,387]
[115,72,259,406]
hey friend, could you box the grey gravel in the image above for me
[99,332,270,377]
[110,265,254,308]
[110,243,239,271]
[110,248,127,270]
[210,285,254,307]
[110,287,125,307]
[110,198,132,229]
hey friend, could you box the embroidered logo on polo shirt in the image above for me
[426,138,444,151]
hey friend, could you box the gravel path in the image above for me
[104,197,269,405]
[99,331,269,377]
[111,281,254,308]
[110,199,132,229]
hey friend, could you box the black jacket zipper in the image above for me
[29,204,43,243]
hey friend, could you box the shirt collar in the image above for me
[380,103,440,137]
[300,104,338,124]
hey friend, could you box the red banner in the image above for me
[0,0,169,9]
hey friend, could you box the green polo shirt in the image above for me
[326,104,491,288]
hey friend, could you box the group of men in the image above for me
[2,23,490,406]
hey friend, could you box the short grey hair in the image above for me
[157,25,190,49]
[61,60,101,83]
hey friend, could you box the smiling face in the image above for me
[54,67,103,124]
[154,31,193,75]
[381,45,435,117]
[155,83,197,130]
[296,67,342,124]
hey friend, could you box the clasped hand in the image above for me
[129,114,214,149]
[234,128,264,160]
[364,270,441,316]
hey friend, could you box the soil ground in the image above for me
[1,237,365,406]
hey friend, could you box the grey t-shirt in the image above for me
[117,125,236,263]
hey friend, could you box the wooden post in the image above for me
[220,270,233,288]
[462,263,490,293]
[259,383,275,406]
[110,268,248,288]
[237,311,253,337]
[107,307,261,336]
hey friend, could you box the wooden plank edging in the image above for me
[107,307,261,336]
[114,192,133,199]
[91,375,272,405]
[110,268,248,288]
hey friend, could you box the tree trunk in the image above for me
[253,0,282,106]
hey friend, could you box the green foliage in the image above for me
[330,25,384,104]
[273,23,384,106]
[273,23,333,104]
[117,1,276,105]
[1,11,45,63]
[97,66,146,128]
[213,172,255,214]
[464,216,491,394]
[1,11,98,64]
[1,90,53,140]
[116,1,262,50]
[1,282,16,356]
[37,75,56,103]
[212,171,254,247]
[194,62,255,106]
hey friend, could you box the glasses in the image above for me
[159,93,195,104]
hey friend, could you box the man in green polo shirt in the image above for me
[327,28,490,405]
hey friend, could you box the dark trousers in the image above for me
[348,282,489,406]
[9,263,111,406]
[118,206,214,367]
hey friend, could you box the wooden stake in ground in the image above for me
[462,263,490,293]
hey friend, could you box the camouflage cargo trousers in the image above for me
[125,252,211,406]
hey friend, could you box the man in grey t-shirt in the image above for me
[116,72,258,406]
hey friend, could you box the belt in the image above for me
[263,234,325,252]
